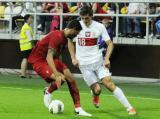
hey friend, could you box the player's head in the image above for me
[79,5,93,27]
[65,19,82,39]
[24,14,33,24]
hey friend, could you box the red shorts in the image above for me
[32,59,67,83]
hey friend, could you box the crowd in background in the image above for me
[0,2,160,39]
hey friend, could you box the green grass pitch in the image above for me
[0,74,160,119]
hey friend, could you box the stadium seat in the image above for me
[0,5,5,18]
[13,6,22,16]
[0,6,9,31]
[69,6,78,13]
[4,6,11,20]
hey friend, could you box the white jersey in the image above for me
[75,20,111,65]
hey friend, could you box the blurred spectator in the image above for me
[125,3,143,38]
[149,3,157,37]
[102,18,113,40]
[2,2,35,32]
[69,3,78,13]
[98,18,113,57]
[92,3,107,21]
[21,2,35,17]
[108,3,117,36]
[50,2,70,32]
[37,2,54,33]
[92,3,115,35]
[139,3,147,37]
[19,14,34,78]
[155,4,160,39]
[155,15,160,39]
[11,2,24,32]
[155,19,160,35]
[119,3,129,37]
[156,3,160,14]
[13,2,36,32]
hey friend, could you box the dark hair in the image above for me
[66,19,82,31]
[80,5,93,16]
[24,14,32,22]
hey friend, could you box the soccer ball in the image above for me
[48,100,64,114]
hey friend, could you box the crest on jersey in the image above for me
[85,32,91,37]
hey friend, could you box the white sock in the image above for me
[44,92,51,108]
[75,107,82,112]
[113,87,132,110]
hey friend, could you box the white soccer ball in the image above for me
[48,100,64,114]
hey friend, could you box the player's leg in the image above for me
[96,63,136,115]
[20,49,32,78]
[20,58,28,78]
[54,59,91,116]
[54,59,82,108]
[45,78,65,94]
[101,75,136,115]
[63,69,80,107]
[79,66,101,108]
[43,77,65,108]
[90,83,101,108]
[32,61,64,108]
[63,68,91,116]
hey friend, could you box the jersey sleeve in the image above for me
[101,24,111,42]
[49,40,59,51]
[48,34,59,51]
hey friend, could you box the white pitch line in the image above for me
[1,86,160,101]
[0,86,33,91]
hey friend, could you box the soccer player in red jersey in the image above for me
[28,19,91,116]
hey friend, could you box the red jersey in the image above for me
[28,30,67,64]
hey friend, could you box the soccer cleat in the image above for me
[43,87,52,108]
[75,107,92,117]
[20,75,27,78]
[128,108,137,115]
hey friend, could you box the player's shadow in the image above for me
[62,111,140,119]
[137,106,160,112]
[69,115,99,119]
[90,109,139,119]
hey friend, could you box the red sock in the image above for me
[93,96,99,103]
[67,80,81,108]
[47,82,58,93]
[48,81,65,93]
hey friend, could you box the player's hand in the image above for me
[72,58,79,67]
[55,72,65,88]
[104,58,111,69]
[59,73,65,81]
[55,75,62,88]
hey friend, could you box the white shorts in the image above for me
[79,60,111,87]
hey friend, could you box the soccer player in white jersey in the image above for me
[68,5,136,115]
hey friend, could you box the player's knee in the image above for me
[91,84,101,95]
[95,88,101,95]
[102,78,116,92]
[63,69,75,82]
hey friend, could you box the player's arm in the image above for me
[46,48,65,88]
[101,23,114,68]
[46,48,58,75]
[67,38,78,66]
[104,40,114,68]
